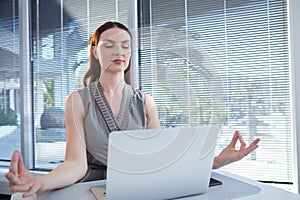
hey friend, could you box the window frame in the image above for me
[19,0,34,169]
[288,0,300,194]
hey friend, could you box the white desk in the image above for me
[38,171,300,200]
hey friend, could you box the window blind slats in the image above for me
[139,0,291,183]
[32,0,130,169]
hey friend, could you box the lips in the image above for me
[113,59,124,64]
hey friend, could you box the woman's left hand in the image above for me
[213,131,260,169]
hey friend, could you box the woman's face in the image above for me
[95,27,131,74]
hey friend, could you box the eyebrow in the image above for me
[103,39,131,43]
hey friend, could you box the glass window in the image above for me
[1,0,293,188]
[32,0,130,170]
[0,0,20,166]
[139,0,291,183]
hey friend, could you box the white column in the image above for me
[19,0,34,169]
[289,0,300,194]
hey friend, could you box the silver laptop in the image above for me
[105,125,220,200]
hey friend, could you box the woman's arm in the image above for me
[145,93,161,129]
[38,91,88,190]
[6,91,88,198]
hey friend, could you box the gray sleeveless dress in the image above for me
[77,82,147,182]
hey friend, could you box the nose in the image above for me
[114,44,125,56]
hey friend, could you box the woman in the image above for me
[6,21,260,198]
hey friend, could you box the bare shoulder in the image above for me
[144,93,156,107]
[65,90,81,102]
[65,91,85,118]
[144,92,158,114]
[144,93,160,129]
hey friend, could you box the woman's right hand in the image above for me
[5,150,44,198]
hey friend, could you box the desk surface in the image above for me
[37,170,300,200]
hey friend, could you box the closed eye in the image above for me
[121,41,131,49]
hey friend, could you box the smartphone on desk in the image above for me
[209,177,222,187]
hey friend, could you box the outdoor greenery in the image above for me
[43,79,54,109]
[0,109,17,126]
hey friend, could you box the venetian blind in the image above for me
[0,0,20,166]
[139,0,291,183]
[32,0,129,170]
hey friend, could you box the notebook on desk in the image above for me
[91,125,221,200]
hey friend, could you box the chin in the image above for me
[109,66,127,74]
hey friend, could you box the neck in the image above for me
[98,74,125,96]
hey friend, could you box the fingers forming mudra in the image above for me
[213,131,260,169]
[5,150,39,197]
[232,131,260,161]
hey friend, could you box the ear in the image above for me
[92,46,99,59]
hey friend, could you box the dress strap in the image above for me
[116,84,133,130]
[93,81,120,132]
